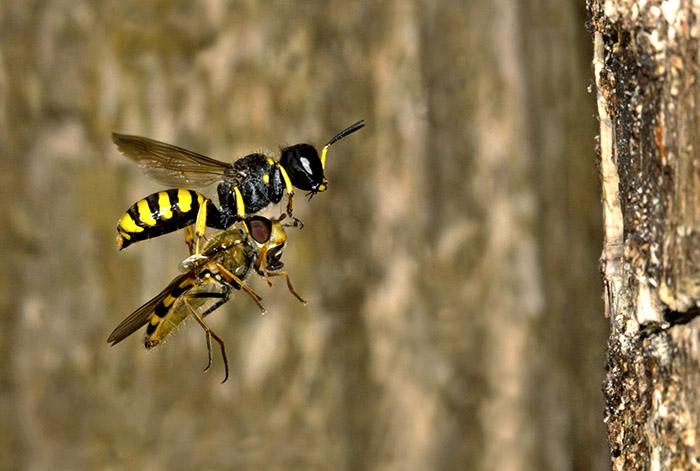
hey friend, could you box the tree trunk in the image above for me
[1,1,605,469]
[589,0,700,468]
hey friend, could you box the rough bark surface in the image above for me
[1,1,603,469]
[589,0,700,468]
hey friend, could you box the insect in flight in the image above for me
[107,215,305,382]
[113,120,365,254]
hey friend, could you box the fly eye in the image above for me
[246,217,272,244]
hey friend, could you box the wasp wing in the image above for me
[112,132,237,186]
[107,272,194,345]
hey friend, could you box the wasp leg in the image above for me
[265,270,307,305]
[227,186,253,235]
[213,261,267,314]
[193,199,211,258]
[233,186,246,219]
[184,225,196,255]
[180,224,210,277]
[290,217,304,230]
[285,193,294,219]
[277,164,296,218]
[184,296,230,383]
[280,212,303,230]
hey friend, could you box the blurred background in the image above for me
[0,1,605,470]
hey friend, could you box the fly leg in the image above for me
[263,269,307,305]
[213,262,267,314]
[184,295,230,383]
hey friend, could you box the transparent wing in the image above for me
[112,132,235,186]
[140,281,229,348]
[107,272,193,345]
[172,282,230,319]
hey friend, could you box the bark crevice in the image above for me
[590,0,700,467]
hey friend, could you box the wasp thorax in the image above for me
[280,144,326,192]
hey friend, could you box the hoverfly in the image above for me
[113,120,365,254]
[107,215,305,382]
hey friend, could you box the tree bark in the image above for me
[589,0,700,468]
[1,1,604,469]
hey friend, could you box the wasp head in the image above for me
[280,144,328,194]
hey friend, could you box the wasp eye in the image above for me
[280,144,325,192]
[246,216,272,244]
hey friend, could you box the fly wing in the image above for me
[107,272,193,345]
[112,132,236,186]
[172,282,229,318]
[143,280,227,348]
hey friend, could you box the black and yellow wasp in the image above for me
[107,215,305,382]
[113,120,365,253]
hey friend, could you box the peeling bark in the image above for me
[1,1,604,469]
[589,0,700,468]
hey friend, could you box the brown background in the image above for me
[0,1,605,470]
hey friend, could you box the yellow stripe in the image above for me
[177,189,193,212]
[137,199,157,226]
[162,295,177,308]
[118,212,144,233]
[262,173,270,185]
[158,192,173,220]
[195,202,208,238]
[149,316,159,326]
[234,187,246,218]
[116,232,130,245]
[320,144,330,169]
[179,278,193,289]
[277,164,293,194]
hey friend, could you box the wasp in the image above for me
[113,120,365,253]
[107,215,305,383]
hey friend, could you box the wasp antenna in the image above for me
[326,120,365,146]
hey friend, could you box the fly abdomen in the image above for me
[144,274,197,348]
[144,271,230,348]
[116,189,222,249]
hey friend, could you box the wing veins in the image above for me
[112,132,234,186]
[107,272,192,345]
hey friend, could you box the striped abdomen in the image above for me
[116,189,207,249]
[144,273,197,348]
[144,271,231,348]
